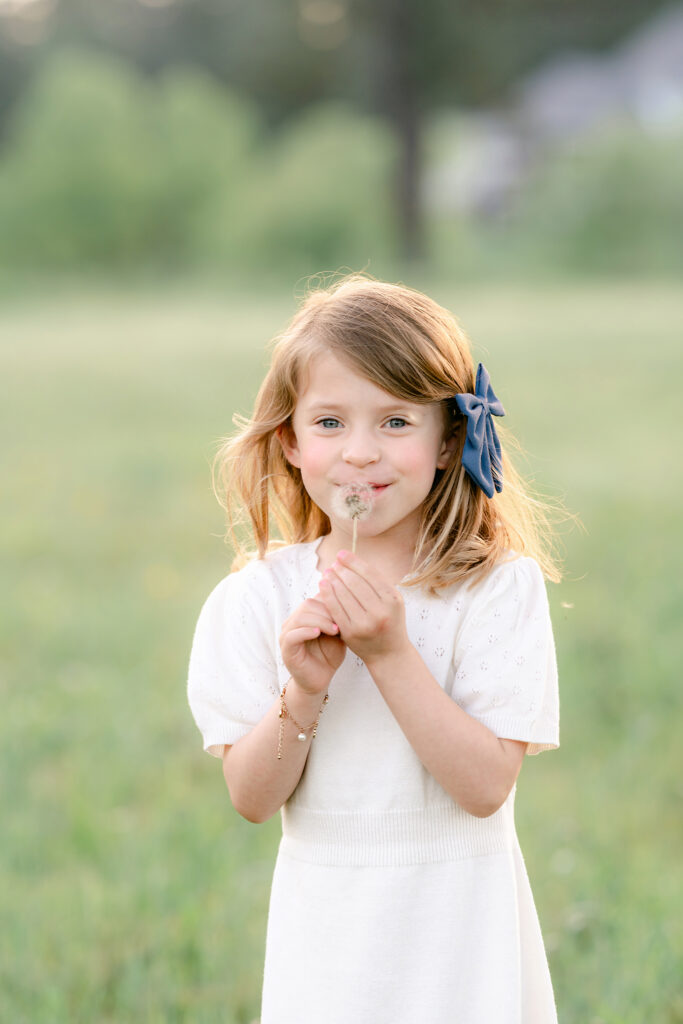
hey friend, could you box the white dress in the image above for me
[187,538,560,1024]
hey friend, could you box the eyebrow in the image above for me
[305,401,416,414]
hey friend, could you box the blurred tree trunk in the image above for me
[396,97,422,264]
[377,0,424,263]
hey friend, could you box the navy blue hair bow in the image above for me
[455,364,505,498]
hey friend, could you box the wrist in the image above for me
[363,641,417,678]
[277,678,330,760]
[286,677,330,713]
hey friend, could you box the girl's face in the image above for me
[279,352,457,551]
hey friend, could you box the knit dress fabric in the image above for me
[187,538,560,1024]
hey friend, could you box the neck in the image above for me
[317,519,420,586]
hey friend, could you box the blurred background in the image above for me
[0,1,681,1021]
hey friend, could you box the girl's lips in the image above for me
[333,482,392,499]
[335,482,392,489]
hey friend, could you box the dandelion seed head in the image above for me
[332,483,374,521]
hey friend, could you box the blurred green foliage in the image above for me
[506,121,683,274]
[0,51,260,270]
[0,49,396,278]
[196,102,397,274]
[0,48,681,281]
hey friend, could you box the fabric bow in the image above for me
[455,363,505,498]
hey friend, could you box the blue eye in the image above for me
[387,417,408,428]
[317,417,341,429]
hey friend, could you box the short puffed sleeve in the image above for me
[453,556,559,755]
[187,564,279,757]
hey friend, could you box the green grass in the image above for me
[1,278,681,1022]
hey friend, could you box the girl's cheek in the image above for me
[298,437,331,475]
[401,440,440,474]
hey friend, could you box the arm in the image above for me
[319,550,527,818]
[222,680,331,824]
[223,595,345,823]
[364,644,527,817]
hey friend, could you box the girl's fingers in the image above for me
[284,600,338,634]
[318,576,352,627]
[288,619,339,637]
[306,596,337,618]
[325,565,377,611]
[335,550,392,600]
[284,624,326,647]
[303,598,339,633]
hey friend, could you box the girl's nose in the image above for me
[342,433,380,467]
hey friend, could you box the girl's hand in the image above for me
[279,596,346,696]
[318,550,411,664]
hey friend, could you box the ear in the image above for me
[276,422,302,469]
[436,427,459,470]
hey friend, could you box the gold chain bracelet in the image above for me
[277,684,329,760]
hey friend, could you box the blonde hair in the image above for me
[213,273,563,589]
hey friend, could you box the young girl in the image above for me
[188,275,561,1023]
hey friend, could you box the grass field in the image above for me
[1,277,681,1022]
